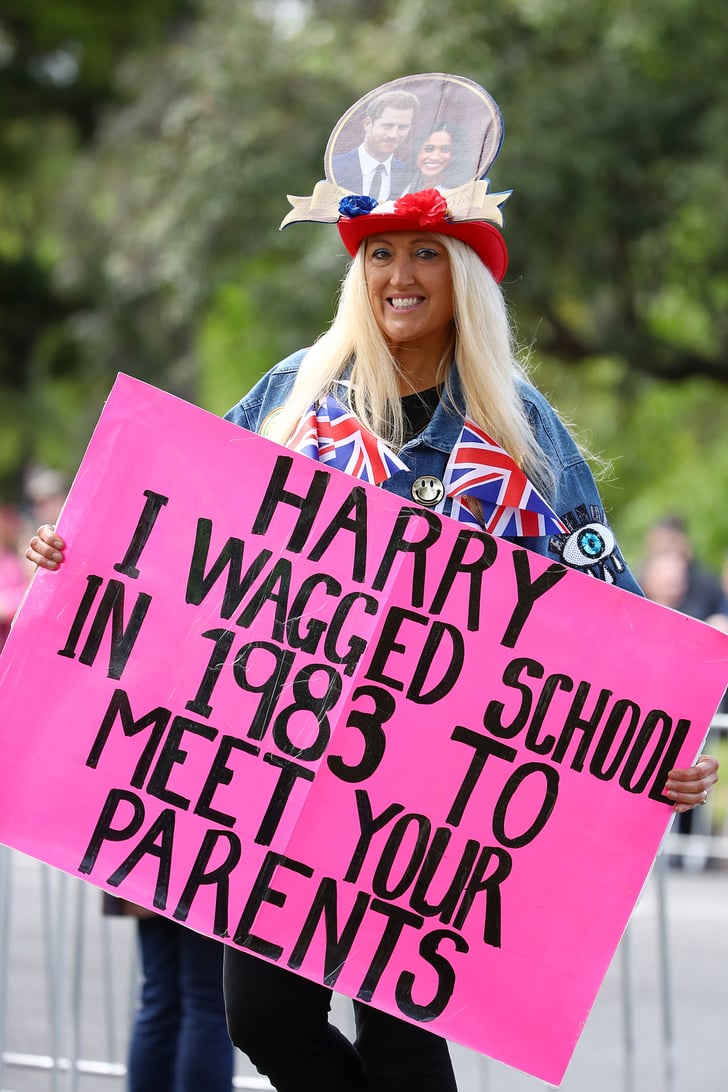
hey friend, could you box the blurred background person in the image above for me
[23,465,68,530]
[639,547,690,612]
[640,513,724,621]
[713,551,728,618]
[640,513,723,868]
[0,501,28,651]
[104,895,234,1092]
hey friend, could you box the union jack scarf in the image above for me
[290,399,565,536]
[442,418,567,536]
[289,395,408,485]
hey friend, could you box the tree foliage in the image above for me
[0,0,198,138]
[0,0,199,491]
[2,0,728,564]
[392,0,728,382]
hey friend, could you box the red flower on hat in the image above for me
[394,189,449,226]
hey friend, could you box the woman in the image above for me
[404,120,471,193]
[108,901,233,1092]
[27,75,718,1092]
[0,503,28,652]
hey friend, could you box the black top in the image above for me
[401,386,442,443]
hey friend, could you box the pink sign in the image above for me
[1,374,726,1084]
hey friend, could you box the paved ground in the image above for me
[0,848,726,1092]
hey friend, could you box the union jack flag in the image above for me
[446,495,483,528]
[290,395,408,485]
[443,418,567,536]
[287,408,319,460]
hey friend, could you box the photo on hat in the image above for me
[324,73,504,201]
[279,71,512,281]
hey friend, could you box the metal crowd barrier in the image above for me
[1,717,726,1092]
[662,714,728,865]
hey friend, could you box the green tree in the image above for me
[4,0,728,566]
[0,0,199,492]
[391,0,728,381]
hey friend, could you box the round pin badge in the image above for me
[411,476,445,506]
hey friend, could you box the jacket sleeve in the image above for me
[224,349,307,435]
[515,385,644,597]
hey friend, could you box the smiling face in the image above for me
[416,130,454,181]
[364,232,454,386]
[363,107,414,160]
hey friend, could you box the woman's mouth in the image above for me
[388,296,423,310]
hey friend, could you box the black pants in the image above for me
[223,948,459,1091]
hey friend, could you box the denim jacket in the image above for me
[225,348,643,596]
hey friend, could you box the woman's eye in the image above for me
[370,248,391,260]
[416,248,439,260]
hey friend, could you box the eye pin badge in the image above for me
[411,476,445,506]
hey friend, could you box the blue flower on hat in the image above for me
[338,195,378,218]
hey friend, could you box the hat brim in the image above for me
[337,215,508,283]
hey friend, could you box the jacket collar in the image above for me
[400,364,466,454]
[332,362,466,455]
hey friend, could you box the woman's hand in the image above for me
[17,527,726,816]
[664,753,719,813]
[25,524,66,571]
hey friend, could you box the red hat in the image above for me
[336,189,509,283]
[280,73,512,282]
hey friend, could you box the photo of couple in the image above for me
[325,73,504,200]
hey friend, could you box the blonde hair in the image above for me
[267,235,553,491]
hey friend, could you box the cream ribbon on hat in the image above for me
[280,178,510,230]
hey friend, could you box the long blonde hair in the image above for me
[267,234,553,490]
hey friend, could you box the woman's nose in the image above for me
[389,256,415,286]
